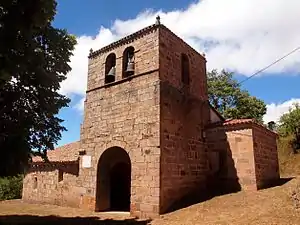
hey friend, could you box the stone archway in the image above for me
[95,147,131,212]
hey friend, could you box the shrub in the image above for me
[0,175,23,200]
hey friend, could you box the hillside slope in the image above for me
[151,177,300,225]
[278,136,300,176]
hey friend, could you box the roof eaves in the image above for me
[88,24,159,58]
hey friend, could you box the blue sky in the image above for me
[53,0,191,35]
[53,0,300,146]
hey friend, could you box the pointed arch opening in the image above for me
[95,147,131,212]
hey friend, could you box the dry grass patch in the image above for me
[151,177,300,225]
[1,177,300,224]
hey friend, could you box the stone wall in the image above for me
[158,27,210,213]
[225,127,257,190]
[22,142,87,209]
[87,27,159,92]
[80,27,161,218]
[206,124,257,191]
[22,162,82,208]
[252,126,279,189]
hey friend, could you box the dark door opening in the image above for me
[110,162,131,211]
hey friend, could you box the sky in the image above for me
[53,0,300,147]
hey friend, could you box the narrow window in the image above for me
[105,53,116,84]
[58,169,64,182]
[122,46,135,78]
[33,177,37,189]
[181,53,190,85]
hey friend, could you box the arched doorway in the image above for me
[110,162,131,211]
[95,147,131,212]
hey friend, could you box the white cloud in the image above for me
[263,99,300,123]
[59,0,300,109]
[59,27,119,96]
[74,97,85,113]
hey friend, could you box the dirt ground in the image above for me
[1,177,300,225]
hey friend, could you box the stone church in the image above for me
[22,18,280,218]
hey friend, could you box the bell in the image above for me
[107,66,115,76]
[105,66,115,83]
[126,61,135,74]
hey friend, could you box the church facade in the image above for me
[22,20,280,218]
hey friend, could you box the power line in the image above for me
[238,46,300,85]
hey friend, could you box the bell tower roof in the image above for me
[88,18,205,62]
[89,23,161,59]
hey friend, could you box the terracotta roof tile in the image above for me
[32,141,80,163]
[222,118,254,126]
[206,118,278,136]
[206,119,254,128]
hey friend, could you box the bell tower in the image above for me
[80,18,209,218]
[81,22,161,218]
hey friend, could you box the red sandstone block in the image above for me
[140,203,156,213]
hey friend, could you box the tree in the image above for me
[267,121,276,131]
[277,103,300,153]
[278,103,300,136]
[0,0,77,176]
[207,69,267,123]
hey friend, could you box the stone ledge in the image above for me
[86,69,159,93]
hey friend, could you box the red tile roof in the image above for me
[32,141,80,163]
[206,118,278,136]
[206,118,254,128]
[222,118,254,126]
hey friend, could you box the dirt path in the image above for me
[0,200,145,224]
[1,178,300,224]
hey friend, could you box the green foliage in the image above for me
[278,103,300,136]
[0,0,77,176]
[278,103,300,153]
[207,69,267,123]
[267,121,277,131]
[0,175,23,200]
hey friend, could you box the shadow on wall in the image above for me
[259,177,295,190]
[205,126,244,196]
[165,128,242,213]
[0,215,151,225]
[28,162,79,176]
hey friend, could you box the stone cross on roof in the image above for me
[155,15,161,25]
